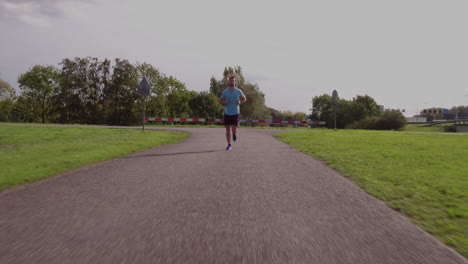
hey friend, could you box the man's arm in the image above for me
[237,95,246,105]
[240,96,246,104]
[219,98,228,105]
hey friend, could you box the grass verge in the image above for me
[275,129,468,257]
[0,125,189,191]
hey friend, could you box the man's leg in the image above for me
[231,125,237,141]
[225,126,231,144]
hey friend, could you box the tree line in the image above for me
[2,58,465,129]
[309,93,401,129]
[0,58,306,125]
[310,93,468,129]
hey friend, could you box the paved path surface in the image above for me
[1,127,466,264]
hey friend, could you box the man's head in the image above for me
[228,75,236,88]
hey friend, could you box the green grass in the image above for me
[0,125,189,191]
[275,129,468,257]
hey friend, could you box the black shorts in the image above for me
[224,114,239,127]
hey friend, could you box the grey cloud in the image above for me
[0,0,94,21]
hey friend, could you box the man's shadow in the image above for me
[124,149,222,158]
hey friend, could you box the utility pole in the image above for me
[332,90,338,129]
[138,77,151,130]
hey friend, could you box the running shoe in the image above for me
[233,133,237,142]
[226,144,232,150]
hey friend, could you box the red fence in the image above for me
[145,117,325,125]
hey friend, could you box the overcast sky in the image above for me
[1,0,467,116]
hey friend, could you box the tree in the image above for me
[209,76,222,98]
[310,94,332,120]
[310,94,333,127]
[13,57,198,125]
[86,57,111,124]
[240,82,270,120]
[0,79,15,122]
[56,58,85,123]
[189,91,223,119]
[0,79,13,100]
[293,112,307,121]
[103,58,139,125]
[54,57,112,124]
[167,89,196,118]
[17,65,59,123]
[351,95,381,121]
[13,96,36,122]
[0,97,14,122]
[310,93,381,129]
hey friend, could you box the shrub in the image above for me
[348,116,379,129]
[348,111,406,130]
[375,111,406,130]
[444,125,456,132]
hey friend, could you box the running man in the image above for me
[219,75,247,150]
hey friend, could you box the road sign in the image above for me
[138,77,151,96]
[332,90,338,105]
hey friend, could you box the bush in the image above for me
[349,111,406,130]
[375,111,406,130]
[444,125,456,132]
[348,116,379,129]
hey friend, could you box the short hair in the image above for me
[229,75,236,80]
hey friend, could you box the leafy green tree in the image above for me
[13,57,196,125]
[55,57,111,124]
[56,58,84,123]
[282,111,294,121]
[12,96,36,122]
[17,65,59,123]
[209,76,222,98]
[0,79,13,100]
[136,63,167,118]
[311,93,381,128]
[269,108,282,121]
[167,89,197,118]
[293,112,307,121]
[189,91,223,119]
[86,58,111,124]
[310,94,332,120]
[351,95,381,121]
[310,94,333,126]
[240,83,270,120]
[335,99,353,129]
[0,98,14,122]
[0,79,15,122]
[104,58,139,125]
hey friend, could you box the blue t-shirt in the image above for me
[221,88,245,115]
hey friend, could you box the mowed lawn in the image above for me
[275,129,468,258]
[0,125,189,191]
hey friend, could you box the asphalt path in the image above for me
[1,127,466,264]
